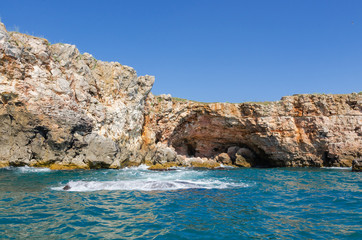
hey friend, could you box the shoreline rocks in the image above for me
[0,21,154,169]
[143,92,361,169]
[0,21,361,170]
[352,159,362,172]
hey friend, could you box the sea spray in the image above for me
[53,179,248,192]
[52,167,247,191]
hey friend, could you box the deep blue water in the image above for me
[0,166,361,239]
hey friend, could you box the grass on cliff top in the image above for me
[171,97,261,105]
[172,97,219,104]
[292,92,361,96]
[154,96,209,104]
[170,96,272,105]
[172,97,188,102]
[156,92,360,105]
[172,97,208,103]
[9,31,51,47]
[242,101,274,105]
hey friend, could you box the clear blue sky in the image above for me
[1,0,361,102]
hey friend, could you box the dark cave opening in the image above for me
[186,143,196,157]
[171,137,272,167]
[168,114,273,167]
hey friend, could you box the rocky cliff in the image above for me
[0,22,361,169]
[143,93,361,168]
[0,22,154,169]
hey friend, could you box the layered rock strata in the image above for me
[0,22,361,169]
[142,93,361,168]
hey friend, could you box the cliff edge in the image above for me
[0,22,361,169]
[0,22,154,169]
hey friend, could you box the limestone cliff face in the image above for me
[143,93,361,168]
[0,22,361,169]
[0,22,154,169]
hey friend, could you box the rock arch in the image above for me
[168,113,272,167]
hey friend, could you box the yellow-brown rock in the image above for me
[0,21,361,169]
[143,93,361,167]
[0,21,154,169]
[352,159,362,172]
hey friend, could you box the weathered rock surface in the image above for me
[0,22,361,169]
[143,92,361,168]
[215,153,232,165]
[352,159,362,172]
[0,22,154,169]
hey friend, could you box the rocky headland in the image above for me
[0,22,361,170]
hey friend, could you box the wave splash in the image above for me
[5,166,52,173]
[321,167,352,170]
[120,164,150,171]
[53,179,248,192]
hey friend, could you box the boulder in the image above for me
[236,148,255,161]
[215,153,232,165]
[227,146,240,160]
[352,159,362,172]
[235,155,252,167]
[234,148,255,167]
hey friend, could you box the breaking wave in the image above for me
[120,164,150,171]
[321,167,352,170]
[52,179,248,192]
[5,166,52,173]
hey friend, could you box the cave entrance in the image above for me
[187,143,196,157]
[168,113,272,167]
[172,138,272,167]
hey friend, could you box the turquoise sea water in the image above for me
[0,166,361,239]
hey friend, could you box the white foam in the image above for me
[218,164,236,169]
[120,164,150,171]
[321,167,352,170]
[5,166,52,173]
[53,179,248,192]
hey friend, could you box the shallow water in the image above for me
[0,166,361,239]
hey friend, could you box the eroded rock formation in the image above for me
[0,22,154,169]
[352,159,362,172]
[143,93,361,168]
[0,22,361,169]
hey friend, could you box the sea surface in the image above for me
[0,166,361,239]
